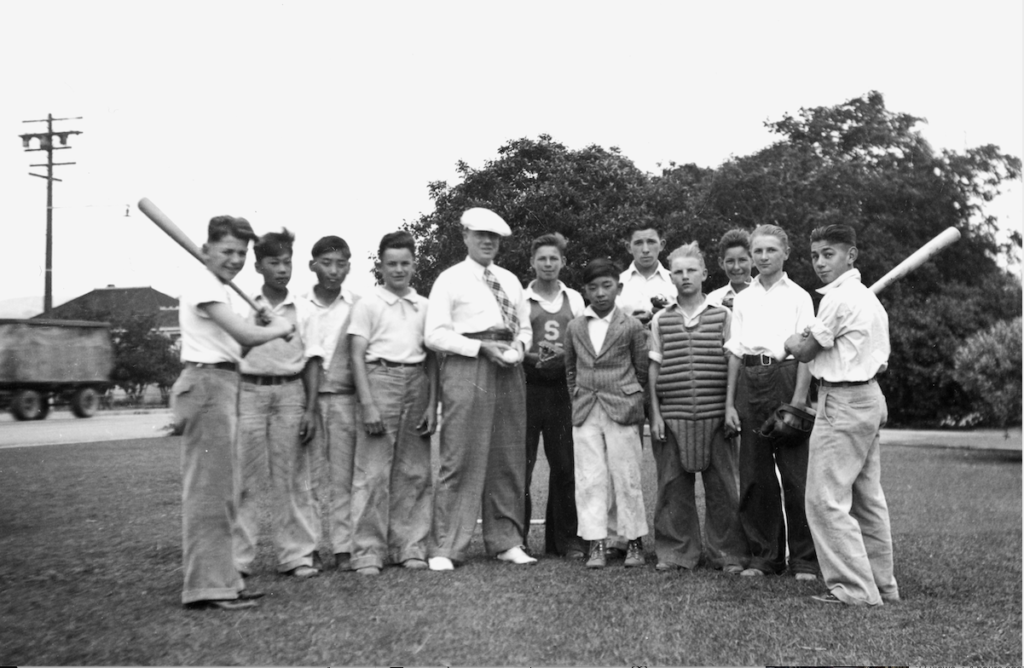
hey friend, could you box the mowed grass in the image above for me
[0,435,1019,666]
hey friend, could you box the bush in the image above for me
[953,316,1023,430]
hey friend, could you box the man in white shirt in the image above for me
[423,208,536,569]
[724,224,819,580]
[784,224,898,606]
[616,223,678,326]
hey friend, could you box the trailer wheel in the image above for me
[38,394,51,419]
[11,390,44,421]
[71,387,100,418]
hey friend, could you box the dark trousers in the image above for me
[524,381,583,555]
[735,359,818,575]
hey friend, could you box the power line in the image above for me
[19,114,83,314]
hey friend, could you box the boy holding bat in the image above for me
[171,215,294,610]
[784,224,899,606]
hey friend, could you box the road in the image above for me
[0,409,173,449]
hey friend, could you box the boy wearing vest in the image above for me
[173,215,294,610]
[301,235,360,571]
[349,231,438,575]
[784,224,898,606]
[522,233,587,558]
[233,229,323,580]
[564,258,649,569]
[648,242,747,573]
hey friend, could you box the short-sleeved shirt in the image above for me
[299,285,357,370]
[724,272,814,361]
[806,269,890,382]
[616,261,677,317]
[424,257,532,357]
[348,285,429,365]
[238,290,319,376]
[178,267,242,364]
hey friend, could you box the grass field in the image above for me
[0,435,1019,666]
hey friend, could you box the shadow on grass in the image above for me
[0,437,1019,666]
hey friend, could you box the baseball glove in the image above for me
[756,403,816,446]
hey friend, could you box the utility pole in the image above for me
[19,114,82,314]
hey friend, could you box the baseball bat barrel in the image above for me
[869,227,961,295]
[137,198,262,312]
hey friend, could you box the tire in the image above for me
[71,387,100,418]
[11,389,43,421]
[38,395,51,419]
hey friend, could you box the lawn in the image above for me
[0,435,1019,666]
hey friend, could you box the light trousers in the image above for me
[350,365,433,570]
[573,404,648,541]
[806,381,899,606]
[233,379,317,573]
[173,366,245,605]
[315,393,359,555]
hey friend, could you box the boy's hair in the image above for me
[667,241,706,270]
[378,230,416,258]
[624,219,663,240]
[310,235,351,260]
[254,228,295,261]
[717,229,751,258]
[750,223,790,251]
[531,232,568,257]
[208,215,258,244]
[810,224,857,248]
[582,257,622,284]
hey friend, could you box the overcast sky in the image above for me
[1,1,1020,313]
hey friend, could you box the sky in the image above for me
[0,1,1021,316]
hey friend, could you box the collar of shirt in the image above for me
[626,261,672,283]
[373,284,422,309]
[583,305,615,323]
[816,268,861,295]
[253,289,297,310]
[462,256,493,278]
[751,272,797,294]
[525,279,569,302]
[302,286,355,309]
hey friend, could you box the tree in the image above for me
[954,317,1023,432]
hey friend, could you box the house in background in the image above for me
[35,285,180,341]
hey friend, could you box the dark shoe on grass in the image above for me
[186,598,257,611]
[237,589,265,600]
[564,548,586,560]
[586,540,606,569]
[624,539,645,568]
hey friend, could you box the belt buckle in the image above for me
[760,354,773,366]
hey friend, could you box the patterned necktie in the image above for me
[483,267,518,333]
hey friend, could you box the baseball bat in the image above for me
[869,227,961,294]
[137,197,262,312]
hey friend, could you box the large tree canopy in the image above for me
[402,92,1021,426]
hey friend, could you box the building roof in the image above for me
[35,286,179,330]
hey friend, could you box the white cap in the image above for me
[460,207,511,237]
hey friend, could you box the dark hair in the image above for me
[582,257,622,284]
[531,232,568,258]
[208,215,258,244]
[625,220,664,241]
[310,235,351,259]
[377,231,416,258]
[717,229,751,258]
[254,228,295,261]
[810,224,857,248]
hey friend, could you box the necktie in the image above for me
[483,267,518,333]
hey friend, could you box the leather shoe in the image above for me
[237,589,265,600]
[186,598,257,611]
[811,592,844,604]
[428,556,454,571]
[564,549,586,560]
[586,540,606,569]
[357,567,380,576]
[496,546,537,565]
[403,558,428,570]
[287,565,319,579]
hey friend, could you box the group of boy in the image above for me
[172,206,897,611]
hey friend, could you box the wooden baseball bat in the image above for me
[137,197,262,312]
[870,227,961,294]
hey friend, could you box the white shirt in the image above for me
[178,267,242,364]
[238,290,319,376]
[616,261,678,317]
[706,281,750,309]
[725,272,814,361]
[584,306,615,353]
[424,257,532,357]
[648,298,732,364]
[806,269,890,382]
[524,280,585,317]
[299,286,357,370]
[348,285,429,364]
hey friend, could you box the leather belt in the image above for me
[241,373,302,386]
[743,354,781,367]
[369,359,423,368]
[819,378,876,388]
[185,361,238,372]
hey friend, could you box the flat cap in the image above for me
[460,207,511,237]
